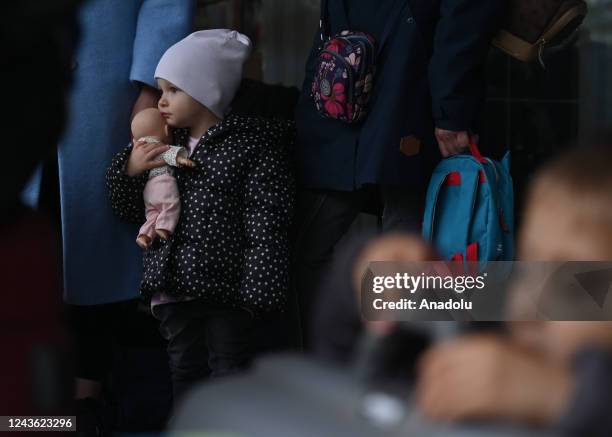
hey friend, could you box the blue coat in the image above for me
[58,0,194,305]
[295,0,505,191]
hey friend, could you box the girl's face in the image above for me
[157,78,207,129]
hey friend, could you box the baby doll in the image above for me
[131,108,195,249]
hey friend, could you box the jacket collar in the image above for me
[172,112,241,147]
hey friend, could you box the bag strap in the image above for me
[319,0,348,46]
[319,0,406,53]
[468,141,487,164]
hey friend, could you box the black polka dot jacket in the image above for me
[106,114,295,314]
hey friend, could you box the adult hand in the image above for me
[130,83,160,121]
[435,128,473,158]
[352,234,437,335]
[416,335,574,425]
[125,140,169,177]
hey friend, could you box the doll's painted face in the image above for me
[157,78,208,129]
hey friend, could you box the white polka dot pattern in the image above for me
[106,114,295,314]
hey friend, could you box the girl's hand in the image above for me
[125,140,170,177]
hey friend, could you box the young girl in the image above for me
[106,29,295,403]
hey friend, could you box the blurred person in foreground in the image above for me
[416,144,612,437]
[1,0,78,417]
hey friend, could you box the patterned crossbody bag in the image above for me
[311,0,405,124]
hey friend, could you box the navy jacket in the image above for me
[295,0,505,191]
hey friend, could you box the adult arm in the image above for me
[429,0,505,154]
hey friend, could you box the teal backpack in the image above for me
[422,143,514,270]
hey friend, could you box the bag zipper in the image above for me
[320,48,354,107]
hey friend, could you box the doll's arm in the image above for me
[106,144,148,224]
[160,146,195,168]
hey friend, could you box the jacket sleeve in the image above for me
[239,126,296,313]
[428,0,505,131]
[105,144,148,224]
[129,0,195,87]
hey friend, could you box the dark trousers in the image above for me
[67,299,167,380]
[67,300,173,431]
[292,185,425,349]
[152,300,254,404]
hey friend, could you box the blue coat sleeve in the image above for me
[428,0,505,132]
[129,0,195,87]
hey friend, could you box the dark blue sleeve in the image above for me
[556,348,612,437]
[429,0,505,132]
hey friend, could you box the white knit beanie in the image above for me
[155,29,252,119]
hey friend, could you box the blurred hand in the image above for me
[125,140,169,177]
[435,128,473,158]
[416,335,573,425]
[352,234,437,335]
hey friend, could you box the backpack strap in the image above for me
[453,169,480,252]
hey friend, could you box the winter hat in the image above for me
[155,29,252,119]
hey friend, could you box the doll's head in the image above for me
[131,108,171,143]
[154,29,251,126]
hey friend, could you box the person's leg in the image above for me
[203,306,255,379]
[292,188,371,349]
[152,301,210,404]
[379,185,426,234]
[67,303,116,400]
[68,302,124,435]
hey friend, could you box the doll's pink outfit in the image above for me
[137,136,192,242]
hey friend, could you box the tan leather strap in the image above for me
[541,2,587,44]
[493,29,537,61]
[492,2,587,62]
